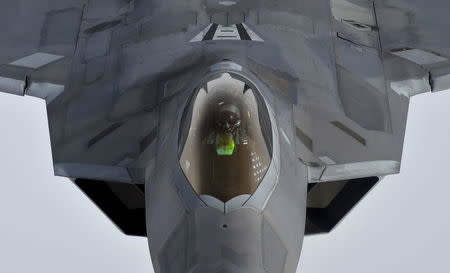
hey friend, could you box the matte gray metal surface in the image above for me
[1,0,450,273]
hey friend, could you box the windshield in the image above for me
[179,73,272,202]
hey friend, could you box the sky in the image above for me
[0,90,449,273]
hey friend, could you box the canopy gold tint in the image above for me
[180,73,271,202]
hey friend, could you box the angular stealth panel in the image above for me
[84,56,106,84]
[221,246,248,267]
[331,0,376,26]
[9,53,64,69]
[262,219,287,273]
[336,65,388,132]
[140,127,158,152]
[391,48,447,66]
[305,177,379,235]
[214,25,241,40]
[160,217,189,273]
[55,163,132,183]
[242,23,263,41]
[74,179,146,237]
[84,31,111,61]
[0,76,25,95]
[295,126,313,151]
[190,24,263,42]
[331,121,366,146]
[26,82,65,103]
[88,122,123,148]
[40,7,82,47]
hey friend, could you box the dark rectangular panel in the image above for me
[295,126,313,151]
[203,24,218,40]
[236,24,251,40]
[305,176,379,235]
[331,121,367,146]
[140,126,158,152]
[88,122,123,148]
[74,179,147,237]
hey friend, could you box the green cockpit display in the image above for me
[215,132,236,155]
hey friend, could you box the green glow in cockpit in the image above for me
[215,133,235,155]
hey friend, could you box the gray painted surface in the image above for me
[1,0,450,273]
[1,87,450,273]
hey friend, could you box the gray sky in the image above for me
[0,90,449,273]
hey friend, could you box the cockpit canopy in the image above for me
[179,73,272,202]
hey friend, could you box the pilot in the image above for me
[216,103,241,134]
[206,103,243,155]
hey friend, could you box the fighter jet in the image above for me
[1,0,449,273]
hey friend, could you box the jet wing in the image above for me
[0,1,84,98]
[0,0,207,184]
[0,0,205,236]
[375,0,450,93]
[297,0,450,234]
[2,0,450,236]
[286,0,450,184]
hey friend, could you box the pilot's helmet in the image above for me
[216,103,241,132]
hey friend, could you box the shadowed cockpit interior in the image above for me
[180,73,272,202]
